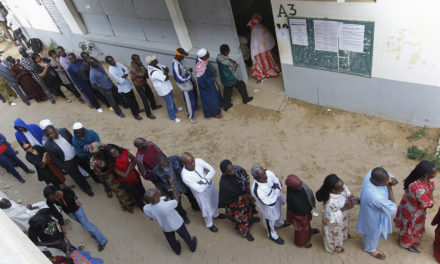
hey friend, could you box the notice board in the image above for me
[288,17,374,77]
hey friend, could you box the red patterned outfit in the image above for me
[394,179,434,248]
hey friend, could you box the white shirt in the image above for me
[23,131,41,146]
[251,170,285,220]
[6,13,19,30]
[148,64,173,96]
[54,136,76,161]
[108,62,133,93]
[143,197,183,232]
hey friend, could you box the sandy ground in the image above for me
[1,42,440,264]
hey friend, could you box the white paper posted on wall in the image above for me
[313,20,339,52]
[290,18,308,46]
[338,24,365,53]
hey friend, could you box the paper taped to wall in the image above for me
[339,23,365,53]
[290,18,308,46]
[314,20,339,52]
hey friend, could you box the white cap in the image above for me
[39,119,53,130]
[197,48,207,58]
[145,55,157,65]
[72,122,83,130]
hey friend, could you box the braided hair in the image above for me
[316,174,341,204]
[403,160,436,190]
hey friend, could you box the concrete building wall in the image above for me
[271,0,440,127]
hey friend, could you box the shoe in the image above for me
[26,169,35,174]
[173,241,181,255]
[223,104,233,111]
[98,240,108,252]
[305,243,313,248]
[24,101,30,106]
[312,228,320,234]
[177,107,183,112]
[152,105,162,110]
[190,236,197,252]
[66,99,72,103]
[134,115,143,120]
[118,113,126,118]
[147,114,156,119]
[251,217,260,224]
[79,99,85,104]
[19,178,25,183]
[184,218,191,224]
[216,213,227,219]
[85,190,94,197]
[174,118,181,123]
[108,107,114,112]
[277,222,291,229]
[50,99,56,104]
[244,97,253,104]
[270,237,285,245]
[407,247,420,253]
[208,225,218,232]
[11,102,17,106]
[189,118,197,123]
[97,108,103,113]
[246,233,255,241]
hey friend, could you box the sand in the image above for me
[1,42,439,264]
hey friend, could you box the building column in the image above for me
[53,0,87,35]
[165,0,193,51]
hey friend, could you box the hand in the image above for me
[62,225,66,234]
[76,201,82,207]
[242,192,250,200]
[42,153,48,163]
[342,201,354,211]
[197,180,204,185]
[272,183,280,189]
[164,67,169,73]
[389,178,398,186]
[15,150,19,155]
[26,204,33,210]
[349,196,360,201]
[165,75,169,81]
[188,68,193,72]
[122,74,128,79]
[203,168,210,174]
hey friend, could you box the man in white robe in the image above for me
[181,152,225,232]
[251,165,290,244]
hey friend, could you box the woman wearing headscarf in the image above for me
[195,48,222,119]
[394,161,436,253]
[316,174,358,253]
[285,174,319,248]
[218,160,259,241]
[247,13,281,83]
[89,142,136,213]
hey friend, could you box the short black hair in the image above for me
[43,185,57,199]
[56,46,64,50]
[44,125,55,132]
[371,167,389,184]
[104,56,113,63]
[67,52,76,58]
[48,49,57,56]
[131,54,139,61]
[220,44,230,55]
[31,53,40,62]
[80,51,89,57]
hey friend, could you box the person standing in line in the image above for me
[172,48,197,123]
[143,188,197,255]
[106,56,142,120]
[130,54,162,119]
[0,58,30,105]
[19,47,55,103]
[357,167,398,260]
[5,10,29,49]
[394,161,436,253]
[251,165,290,245]
[0,76,17,105]
[44,185,108,252]
[89,57,125,118]
[133,137,163,181]
[181,152,226,232]
[217,44,253,111]
[195,48,222,119]
[0,9,15,45]
[14,117,45,147]
[80,52,109,107]
[147,55,183,123]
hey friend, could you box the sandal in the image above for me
[406,247,420,253]
[369,251,386,260]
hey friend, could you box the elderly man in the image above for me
[134,137,163,181]
[147,55,183,123]
[89,57,125,118]
[41,121,93,196]
[0,59,30,105]
[357,167,397,260]
[152,153,199,224]
[172,48,197,123]
[251,165,290,245]
[106,55,142,120]
[181,152,226,232]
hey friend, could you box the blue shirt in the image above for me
[72,129,100,159]
[89,64,114,89]
[357,170,397,239]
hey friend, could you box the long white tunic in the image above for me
[181,158,218,218]
[2,200,48,231]
[251,170,285,220]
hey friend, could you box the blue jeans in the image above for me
[162,91,177,120]
[67,207,107,245]
[0,146,30,180]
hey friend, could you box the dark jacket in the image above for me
[151,155,186,196]
[43,128,74,170]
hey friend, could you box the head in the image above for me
[251,165,267,183]
[285,174,303,191]
[145,55,158,66]
[72,122,84,137]
[29,213,48,231]
[89,142,104,159]
[43,185,63,201]
[133,137,147,150]
[15,125,27,132]
[156,153,170,169]
[21,141,34,154]
[106,144,123,159]
[31,53,41,63]
[181,152,195,171]
[370,167,390,186]
[6,56,15,65]
[44,125,59,140]
[19,47,27,57]
[404,161,437,189]
[144,188,160,204]
[80,52,89,62]
[175,48,188,61]
[48,49,57,59]
[315,174,343,203]
[57,46,66,57]
[68,53,77,64]
[220,44,230,56]
[105,56,116,66]
[0,198,12,209]
[131,54,141,64]
[88,57,98,68]
[220,160,234,176]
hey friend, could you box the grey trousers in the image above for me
[35,78,55,101]
[11,83,29,103]
[100,88,122,115]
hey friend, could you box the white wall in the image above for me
[271,0,440,87]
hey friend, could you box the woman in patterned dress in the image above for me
[316,174,359,253]
[218,159,259,241]
[394,161,436,253]
[89,142,136,213]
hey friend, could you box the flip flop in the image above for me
[369,251,386,260]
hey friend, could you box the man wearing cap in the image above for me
[147,55,183,123]
[172,48,197,123]
[41,121,94,196]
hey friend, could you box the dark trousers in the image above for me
[0,93,5,102]
[223,80,250,107]
[94,89,109,107]
[135,83,158,115]
[121,181,145,209]
[112,86,125,107]
[163,223,196,254]
[64,158,92,193]
[13,28,29,49]
[0,147,30,180]
[169,189,199,220]
[120,90,140,117]
[77,157,111,193]
[100,88,122,116]
[63,83,81,99]
[81,86,101,109]
[11,83,29,104]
